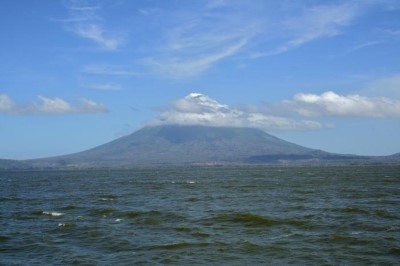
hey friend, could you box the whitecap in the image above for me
[43,211,64,217]
[269,233,292,240]
[101,198,114,201]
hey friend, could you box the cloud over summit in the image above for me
[148,93,324,131]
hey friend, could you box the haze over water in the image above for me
[1,165,399,265]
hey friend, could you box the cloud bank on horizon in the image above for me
[1,90,399,128]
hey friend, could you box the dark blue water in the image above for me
[1,165,399,265]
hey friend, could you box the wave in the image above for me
[333,207,398,218]
[121,210,184,221]
[339,207,370,214]
[86,208,186,226]
[209,212,308,227]
[240,240,264,253]
[57,222,75,228]
[89,208,163,219]
[31,211,64,217]
[173,227,210,237]
[99,194,118,201]
[0,197,20,202]
[321,234,374,245]
[62,205,79,210]
[373,209,398,219]
[191,232,210,238]
[89,207,116,217]
[135,241,210,251]
[0,235,11,241]
[174,227,192,232]
[389,247,400,255]
[122,210,162,219]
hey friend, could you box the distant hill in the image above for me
[387,153,400,160]
[0,159,31,170]
[1,125,398,169]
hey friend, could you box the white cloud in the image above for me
[78,98,109,113]
[35,96,73,114]
[148,93,324,131]
[0,94,107,115]
[148,91,400,132]
[291,91,400,118]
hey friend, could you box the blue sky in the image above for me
[1,0,400,159]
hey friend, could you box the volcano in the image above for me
[16,124,375,169]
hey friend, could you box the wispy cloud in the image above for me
[82,64,141,76]
[82,82,124,91]
[0,94,107,115]
[148,93,324,131]
[250,3,360,58]
[288,91,400,118]
[0,94,15,112]
[145,38,249,78]
[140,1,372,77]
[59,1,394,77]
[383,29,400,36]
[142,3,261,78]
[366,74,400,97]
[60,1,122,51]
[347,40,384,53]
[74,24,120,50]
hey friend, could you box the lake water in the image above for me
[1,165,399,265]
